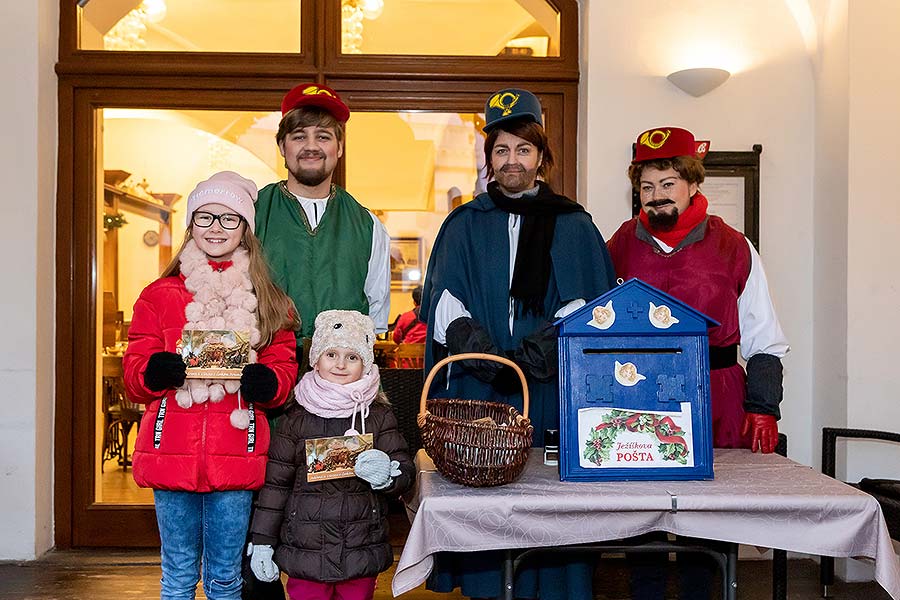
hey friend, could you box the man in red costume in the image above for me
[608,126,789,599]
[609,126,788,451]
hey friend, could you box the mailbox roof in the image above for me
[555,277,719,336]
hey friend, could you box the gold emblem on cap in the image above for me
[302,85,336,98]
[639,129,671,150]
[489,91,520,117]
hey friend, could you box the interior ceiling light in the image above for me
[342,0,384,54]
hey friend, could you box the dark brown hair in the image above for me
[276,107,345,145]
[628,155,705,190]
[484,120,554,181]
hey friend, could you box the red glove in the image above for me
[741,413,778,454]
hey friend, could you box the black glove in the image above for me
[240,363,279,404]
[144,351,187,392]
[511,322,559,383]
[492,357,525,396]
[445,317,506,383]
[745,353,783,419]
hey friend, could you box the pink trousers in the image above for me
[285,576,377,600]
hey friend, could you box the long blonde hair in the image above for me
[160,228,299,348]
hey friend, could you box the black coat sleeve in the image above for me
[744,353,784,419]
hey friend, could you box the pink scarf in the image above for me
[294,365,381,435]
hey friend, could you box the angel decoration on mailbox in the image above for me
[555,278,717,481]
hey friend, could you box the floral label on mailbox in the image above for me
[578,405,694,468]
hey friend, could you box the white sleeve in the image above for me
[365,213,391,333]
[432,289,471,345]
[738,238,790,360]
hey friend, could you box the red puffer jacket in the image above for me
[124,274,298,492]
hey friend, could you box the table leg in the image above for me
[821,555,834,597]
[502,549,514,600]
[726,542,738,600]
[772,548,787,600]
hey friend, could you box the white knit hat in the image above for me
[309,310,376,373]
[186,171,257,230]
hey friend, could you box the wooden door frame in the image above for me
[55,0,580,548]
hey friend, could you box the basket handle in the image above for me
[419,352,529,419]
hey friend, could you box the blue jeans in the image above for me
[154,489,253,600]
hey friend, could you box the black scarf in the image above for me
[487,181,585,316]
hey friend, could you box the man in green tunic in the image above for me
[254,83,390,369]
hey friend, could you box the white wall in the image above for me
[0,0,58,559]
[844,1,900,481]
[811,0,849,468]
[580,0,816,465]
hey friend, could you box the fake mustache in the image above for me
[499,165,526,173]
[645,199,675,208]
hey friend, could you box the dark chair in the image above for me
[820,427,900,597]
[380,367,424,455]
[101,355,142,472]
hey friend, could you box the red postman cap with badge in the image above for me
[633,126,710,163]
[281,83,350,123]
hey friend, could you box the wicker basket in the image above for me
[417,353,534,487]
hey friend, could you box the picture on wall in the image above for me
[390,237,424,291]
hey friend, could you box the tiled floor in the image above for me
[0,548,890,600]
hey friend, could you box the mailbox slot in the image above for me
[583,348,682,354]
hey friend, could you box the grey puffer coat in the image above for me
[250,400,415,582]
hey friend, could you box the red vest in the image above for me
[607,216,752,448]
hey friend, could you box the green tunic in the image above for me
[255,182,374,342]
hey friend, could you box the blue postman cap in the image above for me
[483,88,543,133]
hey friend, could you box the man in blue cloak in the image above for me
[421,87,616,600]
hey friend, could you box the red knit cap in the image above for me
[280,83,350,123]
[633,127,709,163]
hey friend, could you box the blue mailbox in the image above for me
[555,278,717,481]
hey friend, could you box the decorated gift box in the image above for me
[555,278,716,481]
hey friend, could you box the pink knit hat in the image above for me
[185,171,257,231]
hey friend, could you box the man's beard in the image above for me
[494,164,539,194]
[286,153,330,187]
[646,202,680,231]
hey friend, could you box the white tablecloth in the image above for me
[392,448,900,598]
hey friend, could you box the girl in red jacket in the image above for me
[123,171,299,600]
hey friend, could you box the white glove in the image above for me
[249,543,280,583]
[354,448,402,490]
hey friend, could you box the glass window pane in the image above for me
[80,0,302,52]
[344,111,483,323]
[341,0,559,57]
[97,107,282,504]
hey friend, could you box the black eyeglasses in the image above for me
[191,211,244,230]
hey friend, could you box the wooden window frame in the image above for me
[55,0,580,548]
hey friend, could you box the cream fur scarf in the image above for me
[175,239,260,430]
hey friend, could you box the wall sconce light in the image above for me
[666,68,731,97]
